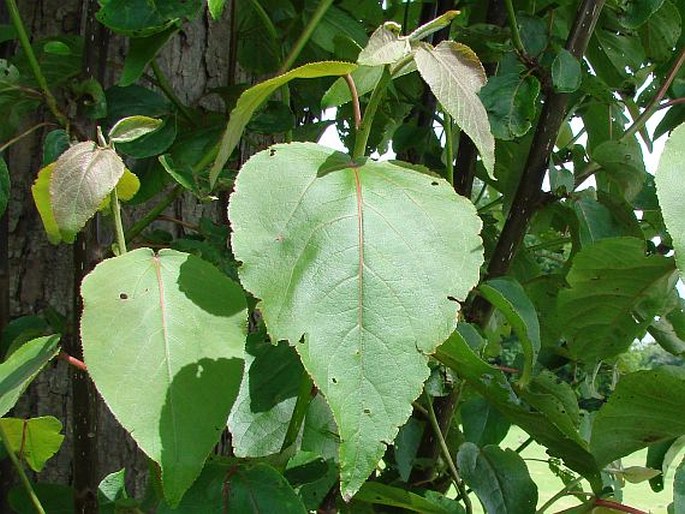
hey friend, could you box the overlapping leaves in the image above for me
[229,142,483,499]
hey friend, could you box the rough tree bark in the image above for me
[4,0,236,505]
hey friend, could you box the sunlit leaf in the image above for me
[0,416,64,472]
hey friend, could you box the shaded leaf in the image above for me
[479,73,540,140]
[109,115,163,143]
[119,26,177,86]
[646,437,684,491]
[210,61,357,187]
[81,248,247,505]
[675,457,685,512]
[591,366,685,466]
[457,442,538,514]
[435,332,600,482]
[415,41,495,175]
[8,484,74,514]
[655,123,685,279]
[0,416,64,472]
[96,0,201,36]
[229,142,483,499]
[49,142,125,242]
[461,395,511,447]
[552,49,582,93]
[479,277,540,386]
[649,307,685,356]
[0,335,60,417]
[558,237,677,362]
[619,0,667,28]
[592,138,647,202]
[640,0,681,63]
[355,482,463,513]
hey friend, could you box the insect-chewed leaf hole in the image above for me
[119,292,128,300]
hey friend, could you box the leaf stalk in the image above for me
[352,67,392,159]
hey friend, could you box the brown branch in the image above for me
[469,0,605,324]
[660,97,685,109]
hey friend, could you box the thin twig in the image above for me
[593,499,648,514]
[0,423,46,514]
[344,74,361,130]
[125,185,183,243]
[279,0,333,74]
[504,0,527,57]
[659,97,685,109]
[424,391,472,514]
[0,122,55,153]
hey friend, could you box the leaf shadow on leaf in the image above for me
[159,357,244,506]
[315,150,365,178]
[176,256,247,319]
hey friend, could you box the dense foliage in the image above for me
[2,0,685,512]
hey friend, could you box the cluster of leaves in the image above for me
[2,0,685,513]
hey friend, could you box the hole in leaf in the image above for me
[119,293,128,300]
[331,377,337,384]
[447,295,458,302]
[269,148,276,156]
[431,181,439,186]
[363,408,371,414]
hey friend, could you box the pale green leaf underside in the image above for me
[210,61,357,187]
[655,123,685,280]
[108,115,163,143]
[414,42,495,176]
[357,25,410,66]
[49,142,125,242]
[0,335,60,417]
[81,248,247,505]
[229,142,483,499]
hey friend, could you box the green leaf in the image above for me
[119,26,177,86]
[457,442,538,514]
[640,0,681,63]
[117,117,177,159]
[96,0,201,36]
[619,0,667,28]
[479,277,540,386]
[41,129,70,166]
[8,484,74,514]
[592,138,647,202]
[208,0,227,20]
[0,416,64,472]
[158,460,307,513]
[229,142,483,499]
[675,457,685,512]
[355,482,463,514]
[415,41,495,176]
[0,157,9,217]
[649,307,685,356]
[80,248,247,505]
[228,335,303,457]
[49,142,125,242]
[569,191,643,247]
[435,332,600,482]
[357,24,411,66]
[558,237,677,362]
[552,48,582,93]
[311,5,368,54]
[646,437,684,491]
[610,465,661,484]
[479,73,540,140]
[591,366,685,466]
[656,123,685,279]
[42,41,71,55]
[98,468,130,513]
[0,335,60,417]
[210,61,357,188]
[461,395,511,447]
[108,115,163,143]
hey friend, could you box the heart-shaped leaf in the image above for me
[50,141,125,242]
[0,416,65,472]
[81,248,247,505]
[229,142,483,499]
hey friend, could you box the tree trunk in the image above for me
[5,0,236,503]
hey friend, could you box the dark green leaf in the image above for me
[0,335,60,417]
[675,457,685,511]
[619,0,668,28]
[646,437,685,492]
[229,142,483,499]
[96,0,201,36]
[558,237,677,361]
[591,366,685,466]
[355,482,462,513]
[81,249,247,505]
[552,49,582,93]
[461,395,511,447]
[435,332,600,482]
[592,138,647,202]
[479,277,540,386]
[569,190,643,247]
[649,306,685,356]
[457,442,538,514]
[9,484,74,514]
[480,73,540,141]
[116,116,177,159]
[41,130,70,166]
[640,0,682,63]
[119,26,178,86]
[311,5,368,53]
